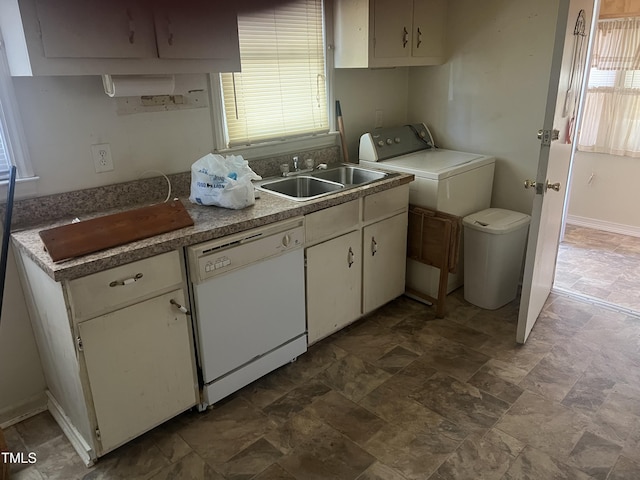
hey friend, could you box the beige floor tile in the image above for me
[495,391,591,458]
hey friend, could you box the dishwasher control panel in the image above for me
[187,217,305,283]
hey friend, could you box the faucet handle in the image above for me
[292,156,299,170]
[305,158,314,169]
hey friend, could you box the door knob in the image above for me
[546,180,561,192]
[524,179,537,189]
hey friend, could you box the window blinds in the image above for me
[220,0,328,147]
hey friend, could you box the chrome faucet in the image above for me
[281,156,319,176]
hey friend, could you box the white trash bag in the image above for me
[189,153,261,209]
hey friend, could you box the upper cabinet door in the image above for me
[36,0,157,58]
[153,3,240,60]
[412,0,446,60]
[0,0,240,75]
[373,0,413,60]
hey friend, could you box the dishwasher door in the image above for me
[188,217,307,405]
[193,247,305,382]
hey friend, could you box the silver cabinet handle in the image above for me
[109,273,143,287]
[170,299,190,314]
[347,247,355,268]
[416,27,422,48]
[371,237,377,256]
[403,27,409,48]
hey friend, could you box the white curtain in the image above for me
[578,18,640,157]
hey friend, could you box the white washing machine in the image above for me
[359,123,495,300]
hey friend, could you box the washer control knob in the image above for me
[386,138,393,145]
[282,234,291,247]
[419,130,427,138]
[394,137,401,143]
[377,140,385,147]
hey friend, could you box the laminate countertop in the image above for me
[11,173,414,282]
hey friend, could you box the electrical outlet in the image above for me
[91,144,114,173]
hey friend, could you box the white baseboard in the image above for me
[565,215,640,238]
[0,393,47,428]
[47,392,96,467]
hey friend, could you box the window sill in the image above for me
[0,176,39,201]
[215,132,340,160]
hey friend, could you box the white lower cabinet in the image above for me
[306,230,362,344]
[78,289,198,453]
[363,212,409,314]
[305,184,410,344]
[15,249,198,466]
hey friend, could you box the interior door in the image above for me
[517,0,596,343]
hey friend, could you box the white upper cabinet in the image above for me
[0,0,240,76]
[36,0,157,59]
[411,0,446,60]
[153,3,238,60]
[334,0,446,68]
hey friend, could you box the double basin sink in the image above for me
[257,164,392,201]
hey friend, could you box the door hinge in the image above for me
[95,427,101,441]
[76,336,83,352]
[537,129,560,146]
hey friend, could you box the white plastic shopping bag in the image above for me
[189,154,261,209]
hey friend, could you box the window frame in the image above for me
[0,29,37,198]
[209,0,338,159]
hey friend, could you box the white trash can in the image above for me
[463,208,531,309]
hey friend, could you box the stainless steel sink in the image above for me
[311,165,388,185]
[258,176,344,201]
[256,164,392,201]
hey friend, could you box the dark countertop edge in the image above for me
[11,174,414,282]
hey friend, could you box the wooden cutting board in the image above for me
[39,199,194,262]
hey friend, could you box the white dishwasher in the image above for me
[187,217,307,407]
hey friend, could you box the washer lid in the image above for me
[367,149,495,180]
[463,208,531,234]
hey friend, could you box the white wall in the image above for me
[567,151,640,234]
[406,0,561,215]
[334,68,410,162]
[12,74,214,197]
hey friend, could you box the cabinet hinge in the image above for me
[76,336,83,352]
[95,427,101,441]
[537,128,559,147]
[304,256,307,268]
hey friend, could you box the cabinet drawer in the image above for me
[363,184,409,222]
[305,200,360,245]
[67,250,184,321]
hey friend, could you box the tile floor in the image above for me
[5,288,640,480]
[555,225,640,312]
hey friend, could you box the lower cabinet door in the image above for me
[306,230,362,344]
[78,289,198,454]
[363,212,408,314]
